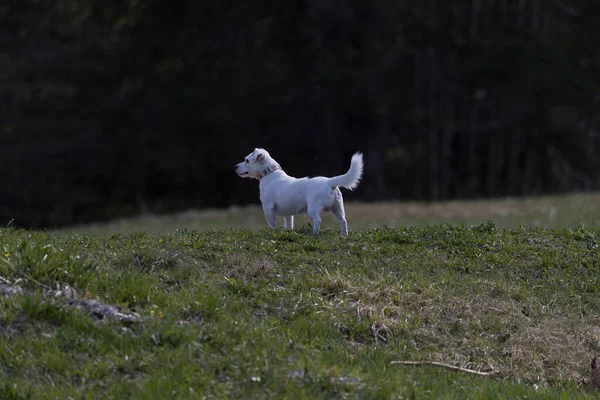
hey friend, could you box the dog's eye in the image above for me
[245,158,249,163]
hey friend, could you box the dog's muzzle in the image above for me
[234,164,248,176]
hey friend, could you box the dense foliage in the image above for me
[1,0,599,227]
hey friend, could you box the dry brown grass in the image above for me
[58,192,600,235]
[317,270,600,387]
[222,253,278,281]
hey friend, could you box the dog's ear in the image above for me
[255,152,265,162]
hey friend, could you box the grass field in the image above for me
[59,192,600,236]
[2,193,600,398]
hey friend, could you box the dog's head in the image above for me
[234,148,276,180]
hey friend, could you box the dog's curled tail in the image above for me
[327,152,364,190]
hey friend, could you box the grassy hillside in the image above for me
[57,192,600,236]
[1,222,600,399]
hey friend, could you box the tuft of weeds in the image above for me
[1,224,600,398]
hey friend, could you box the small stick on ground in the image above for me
[390,360,500,379]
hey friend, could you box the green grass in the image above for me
[2,221,600,398]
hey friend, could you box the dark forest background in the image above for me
[1,0,599,228]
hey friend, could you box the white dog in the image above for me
[235,148,363,235]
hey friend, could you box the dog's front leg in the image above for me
[263,206,277,228]
[283,216,294,230]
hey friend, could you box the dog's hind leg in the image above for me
[263,206,277,228]
[284,216,294,230]
[308,205,323,234]
[331,192,348,236]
